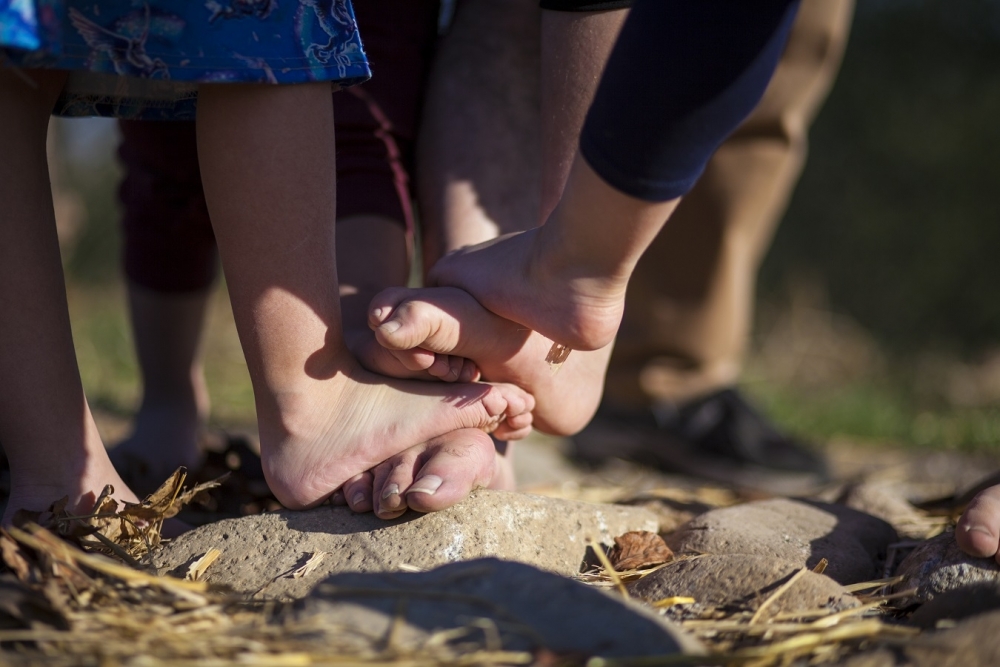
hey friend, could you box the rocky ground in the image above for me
[3,434,1000,665]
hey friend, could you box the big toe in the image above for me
[404,429,496,513]
[370,289,454,352]
[957,484,1000,560]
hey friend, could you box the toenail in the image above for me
[963,523,996,538]
[351,492,366,506]
[406,475,443,496]
[381,483,400,500]
[379,319,401,334]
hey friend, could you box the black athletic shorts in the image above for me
[539,0,631,11]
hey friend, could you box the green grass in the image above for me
[70,283,258,430]
[744,379,1000,454]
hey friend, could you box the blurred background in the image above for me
[51,0,1000,453]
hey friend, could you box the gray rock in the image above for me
[893,531,1000,604]
[289,558,704,658]
[910,581,1000,629]
[665,498,898,584]
[838,482,930,539]
[153,489,659,599]
[838,650,903,667]
[628,554,858,621]
[901,609,1000,666]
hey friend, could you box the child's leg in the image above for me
[0,68,139,524]
[111,120,216,493]
[194,81,533,511]
[111,284,211,493]
[957,484,1000,564]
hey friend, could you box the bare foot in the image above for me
[345,327,481,384]
[3,451,141,527]
[428,228,626,352]
[957,484,1000,563]
[109,388,208,496]
[257,355,534,510]
[366,428,498,519]
[369,286,611,435]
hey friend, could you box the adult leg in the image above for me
[0,68,138,524]
[576,0,854,486]
[195,81,532,511]
[374,0,621,437]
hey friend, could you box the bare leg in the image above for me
[111,284,211,494]
[395,1,625,435]
[0,68,138,524]
[194,82,533,511]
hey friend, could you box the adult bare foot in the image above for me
[367,428,498,519]
[956,484,1000,564]
[369,286,611,435]
[257,356,534,510]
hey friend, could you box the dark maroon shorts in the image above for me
[118,0,440,293]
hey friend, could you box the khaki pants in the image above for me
[603,0,855,410]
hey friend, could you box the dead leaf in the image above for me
[608,531,673,571]
[0,532,33,582]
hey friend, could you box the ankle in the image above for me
[533,214,633,289]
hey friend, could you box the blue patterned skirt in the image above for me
[0,0,370,119]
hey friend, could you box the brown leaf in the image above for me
[0,533,33,582]
[608,531,673,571]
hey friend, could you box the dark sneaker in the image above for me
[569,388,830,493]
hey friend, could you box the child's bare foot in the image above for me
[345,327,481,384]
[257,356,533,510]
[369,286,611,435]
[428,228,627,352]
[957,484,1000,563]
[110,387,209,496]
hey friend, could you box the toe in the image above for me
[374,298,445,352]
[368,287,410,328]
[342,471,374,513]
[957,484,1000,560]
[425,353,461,381]
[404,429,495,513]
[389,347,438,373]
[493,411,533,441]
[459,359,481,383]
[372,453,420,520]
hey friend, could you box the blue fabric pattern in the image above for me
[0,0,370,119]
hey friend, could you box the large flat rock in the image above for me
[289,558,704,658]
[153,489,659,599]
[665,498,898,584]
